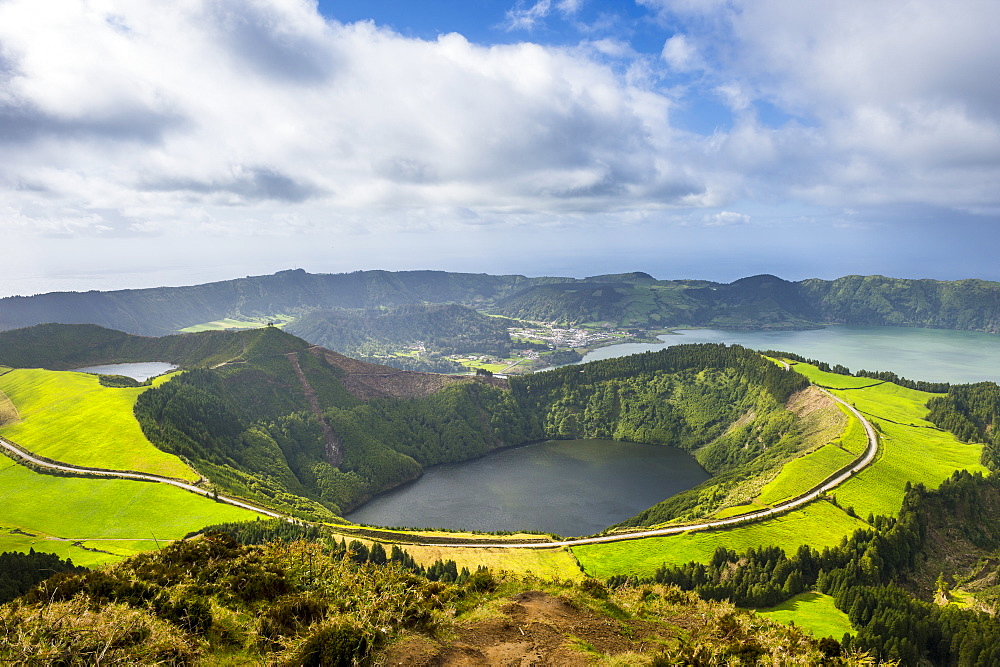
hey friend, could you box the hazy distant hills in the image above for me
[1,268,999,335]
[0,269,552,336]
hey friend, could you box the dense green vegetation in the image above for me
[0,549,86,604]
[0,530,862,665]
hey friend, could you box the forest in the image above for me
[130,332,812,526]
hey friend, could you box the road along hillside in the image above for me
[0,435,283,519]
[0,385,877,548]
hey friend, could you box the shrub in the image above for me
[284,618,371,667]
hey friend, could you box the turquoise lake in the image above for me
[583,325,1000,384]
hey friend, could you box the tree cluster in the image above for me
[0,549,86,605]
[614,471,1000,664]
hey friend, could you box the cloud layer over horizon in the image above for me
[1,0,998,290]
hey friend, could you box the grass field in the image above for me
[392,544,583,581]
[0,458,260,564]
[0,530,164,568]
[179,318,265,333]
[572,500,868,579]
[756,442,857,506]
[792,363,987,518]
[0,368,196,481]
[755,592,854,639]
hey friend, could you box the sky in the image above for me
[1,0,999,296]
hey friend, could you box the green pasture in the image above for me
[0,459,259,564]
[573,501,867,579]
[756,442,857,506]
[833,420,986,518]
[0,530,160,568]
[179,315,293,333]
[794,363,987,518]
[834,407,869,455]
[755,592,854,639]
[0,368,196,481]
[786,364,880,390]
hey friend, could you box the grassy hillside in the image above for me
[756,592,854,639]
[0,460,259,567]
[0,368,196,480]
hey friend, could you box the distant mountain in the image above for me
[2,268,1000,336]
[0,269,557,336]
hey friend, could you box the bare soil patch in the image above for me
[308,346,506,400]
[378,590,660,666]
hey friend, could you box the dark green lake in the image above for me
[344,439,709,536]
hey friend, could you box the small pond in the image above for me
[72,361,178,382]
[345,439,709,537]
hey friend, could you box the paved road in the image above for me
[0,436,283,519]
[2,384,877,549]
[419,388,879,549]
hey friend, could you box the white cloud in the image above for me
[1,0,999,263]
[0,0,710,242]
[660,34,701,72]
[702,210,750,226]
[650,0,1000,212]
[504,0,583,31]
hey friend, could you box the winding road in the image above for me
[0,436,284,519]
[1,385,878,549]
[417,388,879,549]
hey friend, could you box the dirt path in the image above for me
[379,590,662,665]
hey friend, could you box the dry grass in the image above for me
[0,389,17,427]
[0,597,197,664]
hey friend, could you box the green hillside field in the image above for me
[0,368,196,481]
[0,460,259,567]
[755,592,854,639]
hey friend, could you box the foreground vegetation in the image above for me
[0,530,862,665]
